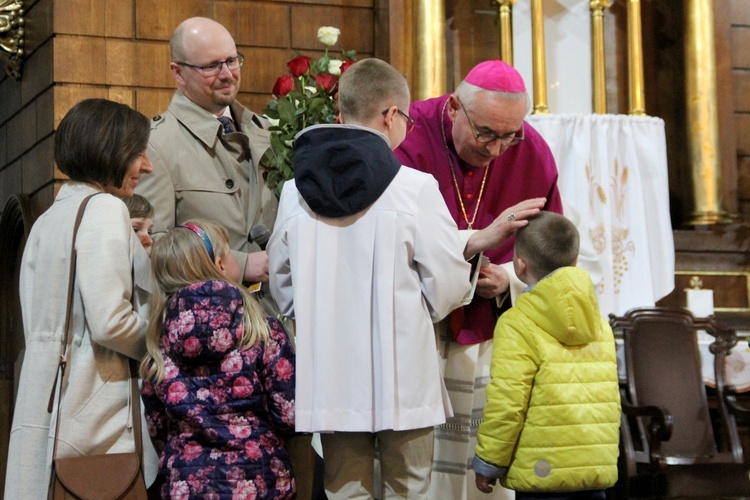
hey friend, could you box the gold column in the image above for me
[626,0,646,115]
[590,0,611,114]
[495,0,516,65]
[415,0,446,100]
[531,0,548,114]
[685,0,731,224]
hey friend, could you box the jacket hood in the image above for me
[293,124,401,218]
[514,267,602,346]
[163,280,244,366]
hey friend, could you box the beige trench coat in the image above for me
[5,182,156,499]
[137,90,278,271]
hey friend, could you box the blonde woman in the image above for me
[141,220,296,499]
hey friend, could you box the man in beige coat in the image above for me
[135,17,317,497]
[136,17,275,284]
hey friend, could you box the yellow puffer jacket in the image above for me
[474,266,620,492]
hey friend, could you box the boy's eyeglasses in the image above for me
[381,108,416,134]
[456,97,524,146]
[175,54,245,78]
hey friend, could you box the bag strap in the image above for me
[47,193,144,463]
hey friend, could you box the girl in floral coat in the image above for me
[141,220,296,499]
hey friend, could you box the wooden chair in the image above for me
[610,306,750,498]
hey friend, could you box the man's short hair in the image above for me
[515,211,579,279]
[338,58,410,123]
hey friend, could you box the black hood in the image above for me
[293,125,401,218]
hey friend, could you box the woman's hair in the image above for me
[514,211,580,279]
[141,219,270,382]
[55,98,150,189]
[120,193,154,219]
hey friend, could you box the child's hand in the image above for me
[475,473,496,493]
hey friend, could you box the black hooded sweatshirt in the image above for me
[293,125,401,218]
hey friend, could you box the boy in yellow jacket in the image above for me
[473,212,620,499]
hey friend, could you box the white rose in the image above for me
[328,59,343,76]
[266,117,279,127]
[317,26,340,47]
[305,86,318,94]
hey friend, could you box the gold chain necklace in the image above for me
[440,99,489,230]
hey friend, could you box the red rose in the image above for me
[287,55,311,77]
[315,73,337,92]
[340,60,355,74]
[272,75,295,97]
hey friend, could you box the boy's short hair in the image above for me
[338,58,410,123]
[515,211,579,279]
[121,193,154,219]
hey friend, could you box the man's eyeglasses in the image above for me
[456,97,524,146]
[381,108,416,134]
[175,54,245,77]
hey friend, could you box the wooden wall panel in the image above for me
[35,88,54,140]
[735,71,750,112]
[240,47,295,94]
[21,136,54,194]
[0,78,22,125]
[24,0,53,56]
[106,88,136,109]
[263,0,372,6]
[135,0,211,41]
[731,0,750,24]
[732,28,750,69]
[53,0,109,35]
[54,37,107,84]
[223,2,291,48]
[54,86,109,127]
[291,4,374,52]
[731,0,750,218]
[106,0,135,38]
[0,125,6,168]
[105,40,172,88]
[21,40,53,106]
[0,161,23,213]
[135,89,175,120]
[736,115,750,156]
[740,156,750,198]
[7,105,37,164]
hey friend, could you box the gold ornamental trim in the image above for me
[0,0,24,79]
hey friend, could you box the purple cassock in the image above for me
[394,94,563,345]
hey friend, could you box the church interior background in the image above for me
[0,0,748,492]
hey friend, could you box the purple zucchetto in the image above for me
[464,59,526,93]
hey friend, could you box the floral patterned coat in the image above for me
[142,280,296,499]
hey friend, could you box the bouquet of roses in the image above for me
[261,27,356,197]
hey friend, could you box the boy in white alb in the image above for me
[268,58,473,499]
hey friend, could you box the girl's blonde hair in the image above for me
[141,219,270,383]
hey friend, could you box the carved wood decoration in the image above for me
[0,0,24,79]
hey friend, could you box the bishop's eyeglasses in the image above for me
[456,97,524,147]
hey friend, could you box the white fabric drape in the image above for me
[526,114,675,316]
